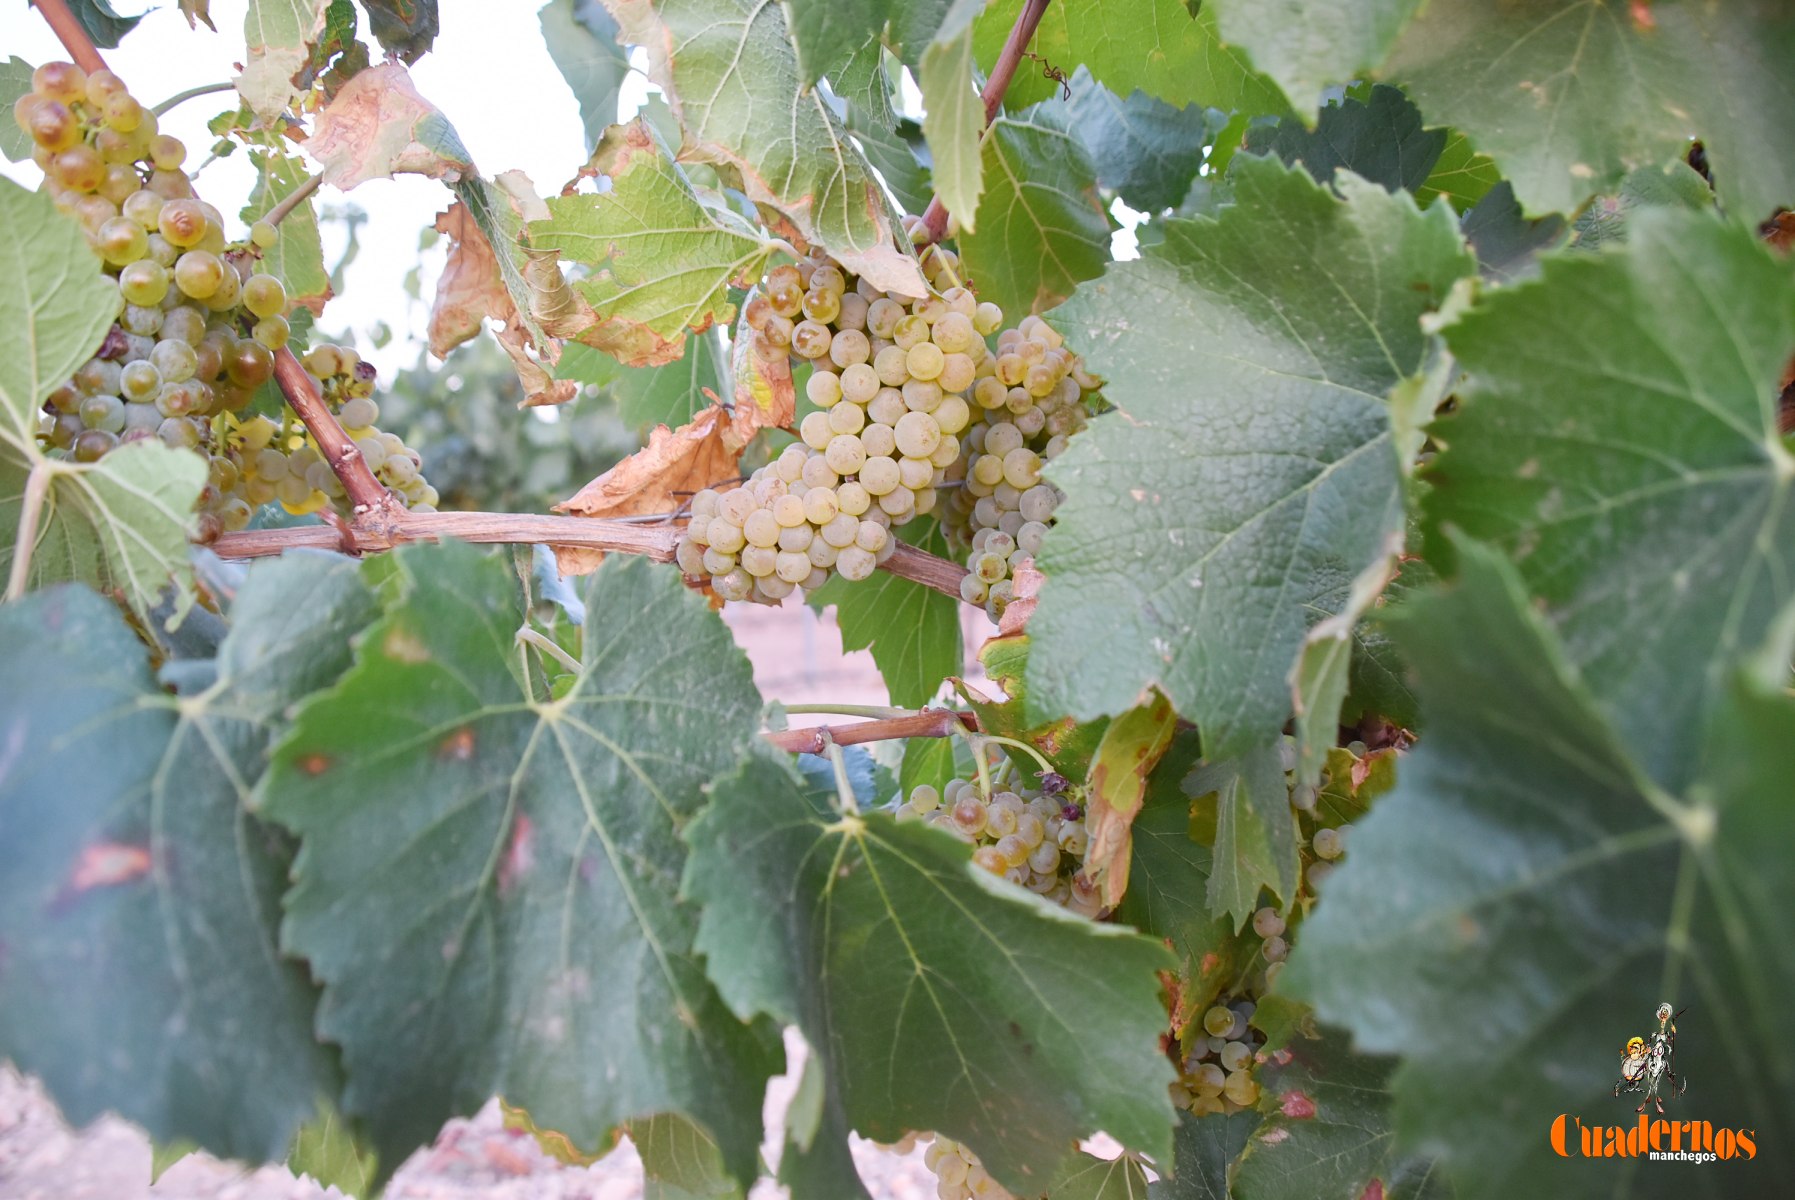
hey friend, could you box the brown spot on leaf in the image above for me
[438,726,477,761]
[1629,0,1656,32]
[383,626,432,664]
[498,813,534,897]
[1280,1089,1317,1119]
[296,753,332,776]
[69,842,151,892]
[1359,1180,1386,1200]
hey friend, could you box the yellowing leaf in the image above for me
[238,0,331,121]
[1083,690,1178,906]
[306,62,473,189]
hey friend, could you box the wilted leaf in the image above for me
[1083,690,1178,906]
[238,0,331,121]
[306,62,472,189]
[550,402,747,576]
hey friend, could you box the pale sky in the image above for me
[2,0,1136,374]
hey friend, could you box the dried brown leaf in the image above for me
[1083,690,1179,907]
[307,63,474,190]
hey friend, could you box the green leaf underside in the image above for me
[1049,1151,1151,1199]
[260,546,779,1180]
[1206,0,1423,117]
[1028,156,1474,754]
[601,0,925,295]
[1283,541,1795,1197]
[0,58,35,162]
[244,149,332,312]
[533,118,771,366]
[1245,83,1445,198]
[1148,1110,1256,1199]
[686,756,1178,1195]
[1229,1029,1446,1200]
[0,181,203,623]
[1064,69,1211,214]
[632,1111,742,1200]
[808,516,960,708]
[1567,163,1715,255]
[918,22,984,233]
[0,555,377,1162]
[973,0,1287,116]
[1459,181,1567,284]
[1415,127,1499,213]
[1382,0,1795,219]
[957,104,1110,320]
[540,0,635,150]
[1427,211,1795,791]
[1187,744,1297,927]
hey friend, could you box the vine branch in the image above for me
[763,709,980,754]
[919,0,1053,242]
[265,172,325,227]
[28,0,107,74]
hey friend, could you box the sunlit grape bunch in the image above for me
[921,1134,1014,1200]
[939,314,1099,622]
[16,61,433,539]
[675,248,1000,603]
[898,767,1101,918]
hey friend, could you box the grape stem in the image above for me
[151,81,236,117]
[265,172,325,228]
[826,742,861,815]
[783,703,915,719]
[763,709,980,754]
[516,625,580,674]
[5,463,54,602]
[974,733,1057,780]
[919,0,1053,243]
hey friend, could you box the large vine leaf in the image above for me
[807,517,960,708]
[685,755,1179,1196]
[238,0,332,121]
[0,553,378,1162]
[973,0,1286,116]
[1027,156,1474,754]
[1283,541,1795,1197]
[260,546,781,1179]
[1064,69,1212,214]
[1381,0,1795,219]
[1205,0,1424,118]
[244,148,332,314]
[540,0,635,150]
[1228,1030,1445,1200]
[957,103,1109,319]
[918,4,985,233]
[1426,211,1795,792]
[602,0,926,295]
[0,181,204,623]
[1149,1110,1257,1200]
[533,119,774,368]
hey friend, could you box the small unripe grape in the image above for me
[118,260,170,307]
[840,363,879,404]
[249,219,279,249]
[149,134,187,172]
[252,314,290,350]
[1313,827,1344,860]
[243,273,287,319]
[836,545,876,581]
[799,410,833,450]
[806,369,842,408]
[173,250,225,299]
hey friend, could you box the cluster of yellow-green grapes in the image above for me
[938,315,1096,621]
[16,61,432,538]
[897,770,1101,918]
[674,247,1000,602]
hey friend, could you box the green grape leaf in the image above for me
[918,15,984,233]
[1205,0,1423,117]
[808,517,961,708]
[602,0,926,295]
[1415,128,1498,212]
[1283,540,1795,1197]
[0,58,34,163]
[849,112,934,217]
[1148,1110,1258,1200]
[1567,161,1715,254]
[238,0,333,120]
[0,182,203,623]
[1229,1029,1445,1200]
[150,1140,199,1183]
[962,634,1111,779]
[633,1112,743,1200]
[974,0,1286,115]
[1383,0,1795,219]
[0,554,378,1163]
[1115,732,1252,1028]
[899,732,959,803]
[1185,742,1297,927]
[784,0,882,86]
[1426,211,1795,791]
[1244,83,1445,197]
[1289,531,1403,789]
[361,0,437,62]
[560,330,728,431]
[533,118,773,368]
[958,103,1109,319]
[1063,69,1211,213]
[540,0,634,150]
[67,0,145,48]
[287,1100,380,1199]
[1049,1151,1151,1199]
[244,148,332,314]
[1459,180,1568,284]
[686,755,1179,1195]
[260,547,780,1179]
[1028,156,1474,753]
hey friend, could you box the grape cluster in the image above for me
[674,250,1001,603]
[898,769,1101,918]
[921,1135,1013,1200]
[938,315,1096,621]
[16,61,431,539]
